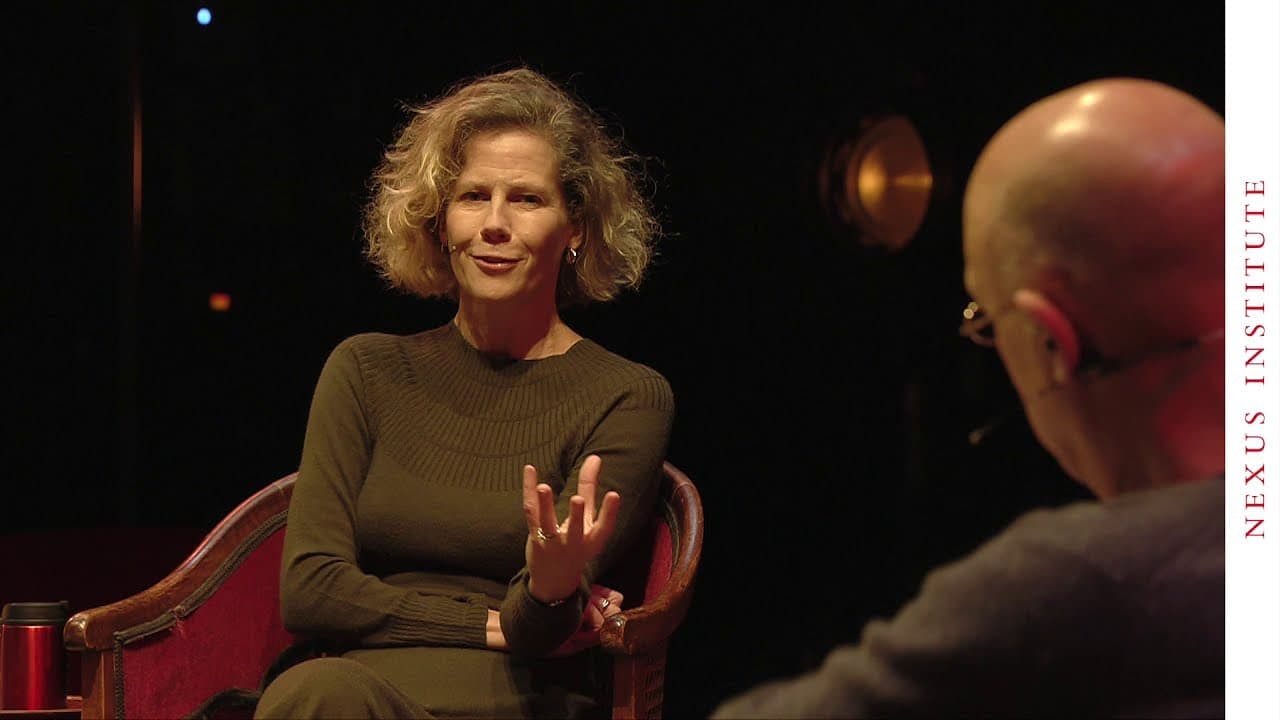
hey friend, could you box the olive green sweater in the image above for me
[278,323,673,712]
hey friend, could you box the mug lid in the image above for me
[1,601,71,625]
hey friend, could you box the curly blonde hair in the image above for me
[363,67,659,306]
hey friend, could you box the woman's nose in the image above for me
[481,200,511,241]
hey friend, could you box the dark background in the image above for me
[6,2,1222,716]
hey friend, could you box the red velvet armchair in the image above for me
[63,462,703,720]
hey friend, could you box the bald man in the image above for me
[711,78,1224,718]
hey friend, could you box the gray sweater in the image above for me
[712,478,1224,718]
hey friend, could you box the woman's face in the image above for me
[443,129,581,310]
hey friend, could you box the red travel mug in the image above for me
[0,601,70,710]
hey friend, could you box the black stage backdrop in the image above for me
[6,2,1222,716]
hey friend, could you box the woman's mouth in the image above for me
[471,255,520,273]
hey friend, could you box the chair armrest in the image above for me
[65,476,297,720]
[600,465,703,657]
[65,476,293,651]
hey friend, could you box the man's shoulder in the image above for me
[964,476,1224,591]
[1004,477,1222,551]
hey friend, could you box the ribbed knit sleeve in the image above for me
[575,372,675,581]
[279,337,489,649]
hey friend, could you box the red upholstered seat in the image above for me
[64,462,703,720]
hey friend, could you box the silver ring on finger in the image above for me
[535,527,556,543]
[598,598,611,611]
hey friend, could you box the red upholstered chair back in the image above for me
[117,530,294,718]
[600,490,675,612]
[65,463,703,720]
[65,476,298,719]
[643,507,675,604]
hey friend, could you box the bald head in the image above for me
[961,79,1225,495]
[963,78,1224,353]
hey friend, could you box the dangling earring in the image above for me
[566,247,579,265]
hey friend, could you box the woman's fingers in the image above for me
[584,585,624,628]
[526,458,620,561]
[523,465,563,541]
[521,465,541,533]
[586,490,621,549]
[576,455,602,521]
[536,483,559,537]
[588,586,625,627]
[563,495,586,542]
[595,589,623,619]
[579,454,602,485]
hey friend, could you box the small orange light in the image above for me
[209,292,232,312]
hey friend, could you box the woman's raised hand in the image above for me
[523,454,621,604]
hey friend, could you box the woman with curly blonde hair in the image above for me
[365,66,659,307]
[255,68,674,719]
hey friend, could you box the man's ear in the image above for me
[1012,288,1080,382]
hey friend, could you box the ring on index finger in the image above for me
[535,527,556,543]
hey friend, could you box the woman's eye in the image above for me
[516,194,542,205]
[458,191,485,201]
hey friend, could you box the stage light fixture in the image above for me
[196,8,212,26]
[820,114,933,252]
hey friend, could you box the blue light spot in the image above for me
[196,8,212,26]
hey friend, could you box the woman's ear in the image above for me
[568,223,584,253]
[1012,288,1080,382]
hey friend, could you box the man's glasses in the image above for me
[958,300,1007,348]
[957,297,1224,445]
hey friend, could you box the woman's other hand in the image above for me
[549,584,624,657]
[523,455,621,604]
[485,609,509,651]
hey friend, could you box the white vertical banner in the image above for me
[1225,1,1280,718]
